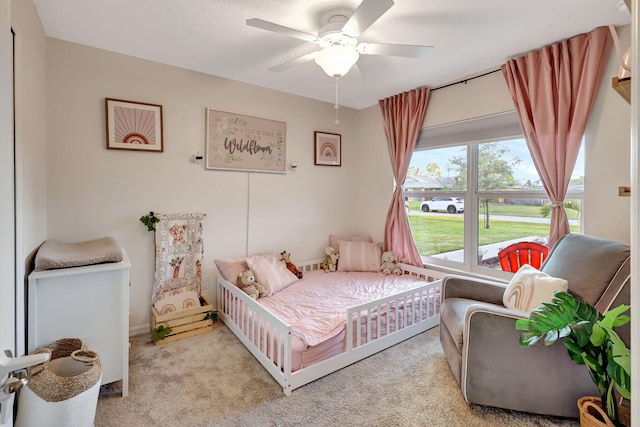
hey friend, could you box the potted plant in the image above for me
[515,291,631,426]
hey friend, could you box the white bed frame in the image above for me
[217,260,444,395]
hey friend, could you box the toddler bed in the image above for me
[216,253,443,395]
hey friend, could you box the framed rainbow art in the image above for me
[314,131,341,167]
[105,98,163,152]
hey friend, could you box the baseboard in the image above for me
[129,323,149,337]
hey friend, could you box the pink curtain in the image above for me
[378,88,430,266]
[502,26,611,248]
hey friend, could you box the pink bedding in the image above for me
[258,270,432,347]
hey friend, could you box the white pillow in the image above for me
[503,264,568,312]
[245,252,298,296]
[337,240,382,272]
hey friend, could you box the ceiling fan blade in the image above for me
[350,63,365,80]
[268,52,317,72]
[246,18,318,43]
[357,42,434,59]
[342,0,394,38]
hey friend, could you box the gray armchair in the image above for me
[439,234,630,417]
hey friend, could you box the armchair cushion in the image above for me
[441,297,529,354]
[541,234,630,309]
[462,308,595,415]
[442,274,507,304]
[503,264,568,312]
[440,298,479,351]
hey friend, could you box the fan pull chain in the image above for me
[334,77,340,125]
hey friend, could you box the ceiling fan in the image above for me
[246,0,434,78]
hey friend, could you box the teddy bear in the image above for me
[320,246,339,272]
[236,270,268,299]
[280,250,303,279]
[380,251,402,275]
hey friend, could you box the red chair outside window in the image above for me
[497,241,549,272]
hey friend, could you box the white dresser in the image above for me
[27,256,131,396]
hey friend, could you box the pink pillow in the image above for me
[245,253,298,296]
[337,240,382,272]
[329,234,373,250]
[214,258,248,283]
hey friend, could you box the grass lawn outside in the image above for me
[407,201,580,220]
[408,214,580,256]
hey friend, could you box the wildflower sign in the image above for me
[205,108,287,173]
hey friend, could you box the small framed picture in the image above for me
[314,131,341,166]
[105,98,163,152]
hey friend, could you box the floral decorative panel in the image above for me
[153,213,205,302]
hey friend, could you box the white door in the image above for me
[0,0,15,355]
[0,1,16,425]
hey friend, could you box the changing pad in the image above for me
[34,236,124,271]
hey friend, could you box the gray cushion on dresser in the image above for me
[35,236,124,271]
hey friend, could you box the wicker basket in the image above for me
[578,396,630,427]
[28,338,101,402]
[16,338,102,427]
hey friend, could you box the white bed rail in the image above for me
[217,278,293,388]
[217,260,443,395]
[346,281,440,352]
[398,262,445,282]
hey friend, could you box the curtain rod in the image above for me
[431,69,501,92]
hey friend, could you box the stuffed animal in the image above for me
[320,246,339,272]
[380,251,402,275]
[236,270,268,299]
[280,250,303,279]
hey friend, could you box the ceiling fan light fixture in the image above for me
[314,45,360,77]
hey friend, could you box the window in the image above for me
[405,112,583,276]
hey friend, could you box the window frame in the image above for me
[409,126,584,279]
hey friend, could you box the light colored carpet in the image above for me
[95,323,579,426]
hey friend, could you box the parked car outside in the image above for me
[420,197,464,214]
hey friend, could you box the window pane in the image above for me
[477,139,534,191]
[407,146,467,193]
[477,138,585,192]
[407,146,467,264]
[408,205,465,263]
[477,198,581,270]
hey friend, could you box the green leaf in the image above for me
[608,330,631,376]
[600,304,630,329]
[543,330,560,345]
[151,325,172,342]
[564,344,586,365]
[140,212,160,231]
[608,361,631,399]
[557,325,572,339]
[590,324,606,347]
[515,319,530,331]
[571,321,593,347]
[613,315,631,328]
[519,332,542,348]
[582,352,605,377]
[203,311,219,322]
[568,353,585,366]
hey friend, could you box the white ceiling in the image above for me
[32,0,630,110]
